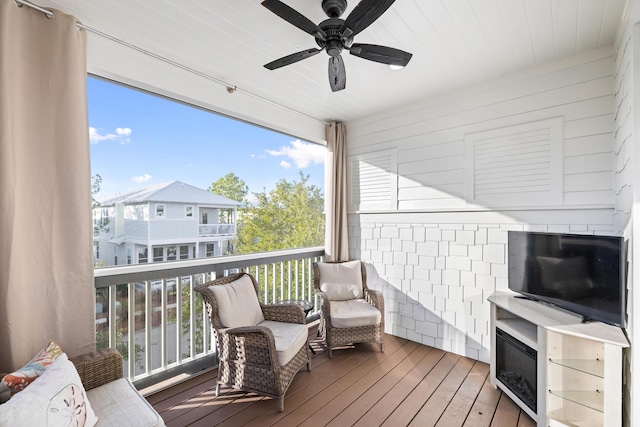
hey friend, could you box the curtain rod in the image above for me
[13,0,330,126]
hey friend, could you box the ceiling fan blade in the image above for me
[264,48,323,70]
[328,56,346,92]
[341,0,396,37]
[349,43,412,67]
[262,0,326,39]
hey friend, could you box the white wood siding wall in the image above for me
[124,220,148,239]
[348,47,615,211]
[150,203,198,239]
[614,16,637,427]
[346,47,617,364]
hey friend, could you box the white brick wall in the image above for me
[351,215,614,364]
[353,221,517,363]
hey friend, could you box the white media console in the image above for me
[488,291,629,427]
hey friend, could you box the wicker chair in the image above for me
[194,272,311,412]
[313,260,385,358]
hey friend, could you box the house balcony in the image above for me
[198,223,236,236]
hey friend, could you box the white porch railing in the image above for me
[198,223,236,236]
[94,247,324,384]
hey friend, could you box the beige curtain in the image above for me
[325,122,349,262]
[0,0,94,372]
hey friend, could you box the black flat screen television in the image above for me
[508,231,625,328]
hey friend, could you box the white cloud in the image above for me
[266,140,325,168]
[132,174,152,183]
[89,126,132,144]
[89,127,117,144]
[280,160,291,169]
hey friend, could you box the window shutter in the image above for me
[465,118,563,207]
[349,149,398,211]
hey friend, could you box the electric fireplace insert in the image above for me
[495,328,537,412]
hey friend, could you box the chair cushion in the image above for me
[329,299,382,328]
[87,378,164,427]
[208,275,265,328]
[317,260,363,300]
[259,320,308,366]
[320,282,363,301]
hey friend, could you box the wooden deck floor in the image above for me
[146,333,536,427]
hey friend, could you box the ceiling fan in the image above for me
[261,0,413,92]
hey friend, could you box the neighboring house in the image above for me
[93,181,242,266]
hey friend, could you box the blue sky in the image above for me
[88,76,325,202]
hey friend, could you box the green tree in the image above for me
[91,174,102,207]
[234,172,324,254]
[209,172,248,224]
[92,174,110,235]
[209,172,249,203]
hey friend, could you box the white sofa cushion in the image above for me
[208,275,265,328]
[0,353,98,427]
[329,299,382,328]
[87,378,164,427]
[259,320,308,366]
[317,260,363,300]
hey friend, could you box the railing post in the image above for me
[295,259,299,300]
[108,285,116,349]
[128,282,136,380]
[145,281,152,376]
[161,278,168,370]
[176,276,183,365]
[287,260,292,300]
[189,276,196,360]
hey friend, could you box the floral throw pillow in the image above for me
[0,341,64,403]
[0,353,98,427]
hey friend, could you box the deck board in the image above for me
[351,347,447,426]
[435,361,490,427]
[462,375,503,427]
[381,351,461,426]
[148,333,536,426]
[326,344,439,427]
[407,356,476,426]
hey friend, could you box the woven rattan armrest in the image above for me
[69,348,123,391]
[262,303,306,324]
[314,291,330,307]
[365,289,384,311]
[315,291,333,326]
[218,325,279,365]
[222,325,276,343]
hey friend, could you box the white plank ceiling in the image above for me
[34,0,626,124]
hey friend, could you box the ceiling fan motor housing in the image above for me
[322,0,348,18]
[262,0,412,91]
[316,18,353,55]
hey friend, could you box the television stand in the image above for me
[488,291,628,427]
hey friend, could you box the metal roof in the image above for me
[98,181,242,207]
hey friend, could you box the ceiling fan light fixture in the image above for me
[389,64,404,70]
[261,0,412,92]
